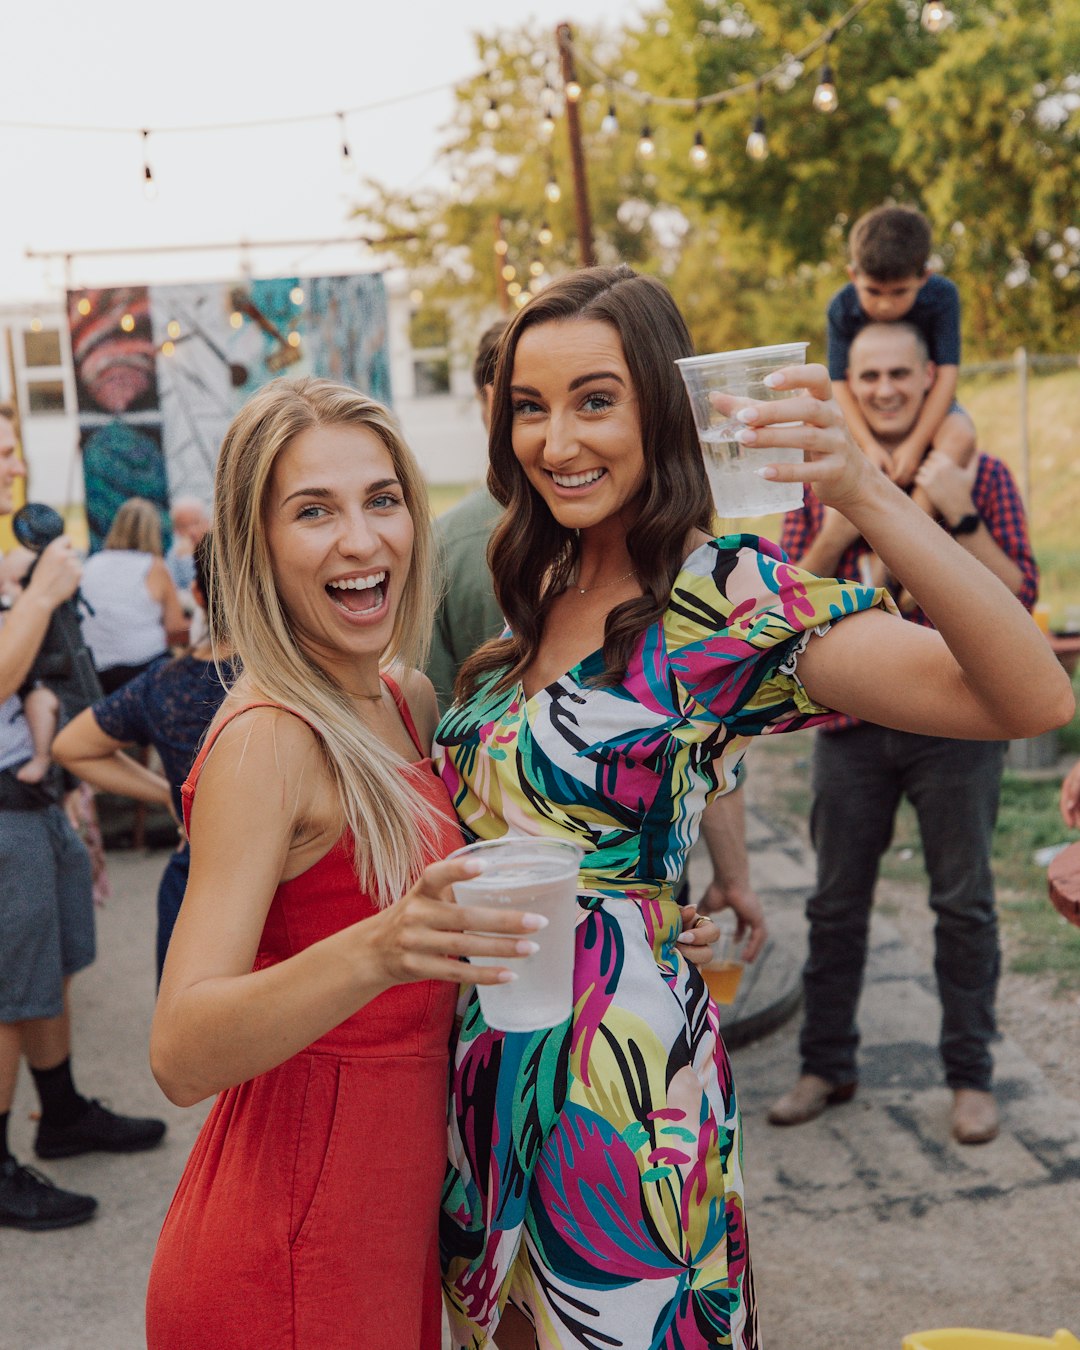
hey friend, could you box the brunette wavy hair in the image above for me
[456,264,713,702]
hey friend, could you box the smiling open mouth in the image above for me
[326,572,387,614]
[549,467,606,488]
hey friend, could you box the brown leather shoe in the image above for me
[950,1088,999,1145]
[767,1074,857,1127]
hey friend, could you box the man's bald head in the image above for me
[847,322,935,449]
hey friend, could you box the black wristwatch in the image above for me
[948,512,981,537]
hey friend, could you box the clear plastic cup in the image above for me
[676,342,808,518]
[449,837,583,1032]
[701,912,747,1006]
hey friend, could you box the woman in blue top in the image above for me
[54,536,233,980]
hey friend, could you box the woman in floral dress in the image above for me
[435,266,1072,1349]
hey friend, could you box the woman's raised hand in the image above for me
[363,855,547,988]
[710,362,880,513]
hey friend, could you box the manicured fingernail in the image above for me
[755,466,779,479]
[515,940,540,956]
[736,407,758,423]
[675,932,697,944]
[521,913,549,930]
[763,372,784,387]
[496,970,518,983]
[735,427,758,444]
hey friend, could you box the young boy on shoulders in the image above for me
[828,204,975,507]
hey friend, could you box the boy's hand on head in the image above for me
[888,439,924,488]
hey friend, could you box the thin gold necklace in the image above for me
[574,567,636,595]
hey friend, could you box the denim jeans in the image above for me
[156,844,190,986]
[799,724,1005,1091]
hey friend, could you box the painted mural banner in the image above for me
[68,274,392,549]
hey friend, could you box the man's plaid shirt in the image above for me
[779,452,1039,730]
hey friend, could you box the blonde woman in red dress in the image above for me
[144,378,546,1348]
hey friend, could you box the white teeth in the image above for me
[551,468,605,487]
[327,572,386,591]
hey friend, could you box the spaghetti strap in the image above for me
[182,701,318,827]
[380,674,427,758]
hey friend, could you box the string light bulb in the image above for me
[529,260,544,277]
[507,281,522,297]
[166,319,181,338]
[746,113,769,162]
[637,122,655,159]
[161,340,175,357]
[540,111,556,141]
[229,311,243,330]
[538,221,554,246]
[690,128,708,168]
[337,111,352,168]
[483,99,500,131]
[501,264,516,281]
[601,104,619,136]
[564,79,582,103]
[77,298,91,316]
[813,49,838,113]
[494,238,509,256]
[545,175,562,204]
[920,1,949,31]
[141,130,157,201]
[290,286,304,306]
[120,313,136,333]
[287,332,301,349]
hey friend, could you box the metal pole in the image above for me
[1015,345,1030,509]
[556,23,596,268]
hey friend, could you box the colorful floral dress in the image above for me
[435,536,887,1350]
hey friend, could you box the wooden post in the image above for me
[556,23,596,268]
[1015,345,1030,509]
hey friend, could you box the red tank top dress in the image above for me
[145,678,462,1349]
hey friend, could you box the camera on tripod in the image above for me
[12,503,103,715]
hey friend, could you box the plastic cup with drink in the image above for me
[701,911,748,1007]
[449,836,583,1033]
[675,342,808,518]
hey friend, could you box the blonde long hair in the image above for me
[104,497,164,555]
[211,376,440,906]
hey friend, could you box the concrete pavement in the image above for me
[2,807,1078,1348]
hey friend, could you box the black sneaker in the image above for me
[0,1157,97,1230]
[34,1098,167,1159]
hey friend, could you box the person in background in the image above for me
[79,497,189,694]
[54,534,232,982]
[770,320,1038,1147]
[0,404,165,1235]
[1061,759,1080,829]
[827,204,975,537]
[165,496,211,593]
[426,318,507,712]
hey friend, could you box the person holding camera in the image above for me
[0,405,166,1232]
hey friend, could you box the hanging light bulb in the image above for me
[77,297,91,317]
[483,99,500,131]
[528,260,545,277]
[690,128,708,168]
[494,238,509,256]
[540,111,556,141]
[813,58,838,113]
[507,281,522,297]
[538,221,554,246]
[120,312,136,333]
[545,175,562,204]
[161,340,175,357]
[637,122,655,159]
[229,311,243,330]
[920,1,949,31]
[601,103,619,136]
[501,264,516,281]
[337,111,352,170]
[141,130,157,201]
[565,79,582,103]
[541,82,557,113]
[290,286,305,306]
[746,113,769,161]
[166,319,181,339]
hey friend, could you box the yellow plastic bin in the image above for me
[903,1332,1080,1350]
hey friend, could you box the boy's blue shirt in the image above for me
[826,272,961,379]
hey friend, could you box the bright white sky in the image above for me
[1,0,642,304]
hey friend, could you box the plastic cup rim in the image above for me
[675,341,809,370]
[448,837,585,864]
